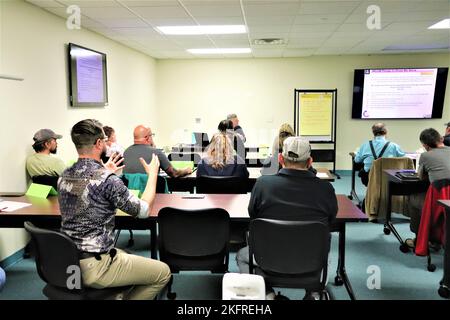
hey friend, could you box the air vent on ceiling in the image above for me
[253,38,286,45]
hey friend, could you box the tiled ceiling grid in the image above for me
[26,0,450,59]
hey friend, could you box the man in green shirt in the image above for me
[26,129,65,177]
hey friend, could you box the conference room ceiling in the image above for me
[27,0,450,59]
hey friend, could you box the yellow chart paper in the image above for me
[299,93,332,136]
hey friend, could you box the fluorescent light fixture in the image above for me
[187,48,252,54]
[156,25,246,35]
[428,18,450,29]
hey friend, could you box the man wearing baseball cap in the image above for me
[444,122,450,147]
[236,136,337,299]
[26,128,65,178]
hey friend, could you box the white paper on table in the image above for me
[0,201,32,212]
[316,172,329,178]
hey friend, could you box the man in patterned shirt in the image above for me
[58,119,170,300]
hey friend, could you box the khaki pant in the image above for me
[79,249,171,300]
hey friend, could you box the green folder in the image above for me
[26,183,58,198]
[170,161,194,170]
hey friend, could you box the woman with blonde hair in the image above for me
[262,123,316,175]
[197,133,249,178]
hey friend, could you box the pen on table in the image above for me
[0,207,8,212]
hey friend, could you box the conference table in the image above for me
[0,193,365,300]
[437,200,450,299]
[165,167,335,193]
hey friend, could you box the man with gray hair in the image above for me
[236,136,337,298]
[227,113,246,143]
[26,129,65,178]
[58,119,171,300]
[355,122,405,186]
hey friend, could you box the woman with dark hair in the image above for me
[217,119,245,160]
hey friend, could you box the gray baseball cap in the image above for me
[445,122,450,127]
[282,136,311,162]
[33,129,62,146]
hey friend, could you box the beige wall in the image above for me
[0,0,157,261]
[156,54,450,168]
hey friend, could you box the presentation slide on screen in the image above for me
[361,68,438,118]
[76,49,105,103]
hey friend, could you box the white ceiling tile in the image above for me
[130,6,190,18]
[290,24,340,32]
[288,31,333,39]
[243,3,302,16]
[246,15,296,26]
[299,1,361,15]
[287,38,325,48]
[194,16,245,24]
[30,0,450,58]
[111,27,161,37]
[248,25,293,33]
[294,14,348,25]
[119,0,179,7]
[81,7,138,19]
[57,0,121,7]
[26,0,64,8]
[381,21,437,34]
[95,18,149,28]
[143,18,196,26]
[183,4,243,17]
[213,39,251,47]
[181,0,240,5]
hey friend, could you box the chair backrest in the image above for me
[123,173,168,194]
[168,153,201,166]
[24,221,81,289]
[249,219,329,276]
[158,207,230,272]
[365,157,414,218]
[196,176,247,194]
[31,175,59,190]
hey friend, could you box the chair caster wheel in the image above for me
[383,228,391,235]
[167,292,177,300]
[438,286,450,299]
[127,239,134,247]
[334,276,344,286]
[399,243,410,253]
[428,264,436,272]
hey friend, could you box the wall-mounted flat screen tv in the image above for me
[68,43,108,107]
[352,67,448,119]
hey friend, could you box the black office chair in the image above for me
[158,207,230,299]
[31,175,59,190]
[24,221,131,300]
[168,153,201,166]
[196,176,248,250]
[248,219,331,300]
[196,176,247,194]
